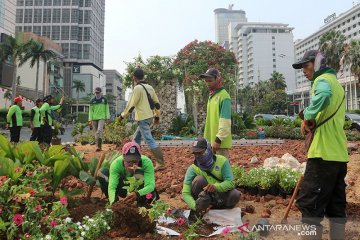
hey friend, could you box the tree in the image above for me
[3,90,12,108]
[346,40,360,82]
[72,80,85,120]
[269,71,287,90]
[319,30,347,72]
[0,36,24,98]
[20,39,56,99]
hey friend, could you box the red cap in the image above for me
[13,97,22,104]
[122,142,141,161]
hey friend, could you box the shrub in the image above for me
[77,112,89,123]
[168,116,195,137]
[231,112,246,135]
[279,168,302,193]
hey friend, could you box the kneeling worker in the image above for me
[182,138,241,213]
[98,141,158,205]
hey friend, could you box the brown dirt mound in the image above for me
[69,198,107,222]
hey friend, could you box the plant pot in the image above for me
[81,141,88,145]
[258,188,269,196]
[269,185,280,196]
[51,137,61,145]
[247,186,259,196]
[279,188,291,199]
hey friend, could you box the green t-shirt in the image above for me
[30,106,41,128]
[6,105,23,127]
[89,96,110,121]
[40,102,61,126]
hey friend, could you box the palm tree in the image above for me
[0,36,24,98]
[269,71,287,90]
[20,39,56,99]
[3,90,12,108]
[72,80,85,120]
[346,40,360,82]
[319,30,347,72]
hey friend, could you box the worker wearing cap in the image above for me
[40,95,64,145]
[119,68,165,171]
[199,68,232,159]
[182,138,240,213]
[98,141,158,205]
[88,87,110,152]
[6,97,23,143]
[30,98,43,142]
[292,50,347,240]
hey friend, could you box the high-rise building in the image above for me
[0,0,16,38]
[103,69,126,117]
[15,0,105,98]
[214,4,247,47]
[233,22,295,90]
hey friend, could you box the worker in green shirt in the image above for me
[199,68,232,159]
[292,50,348,240]
[40,95,64,145]
[182,138,240,214]
[6,97,23,143]
[30,98,43,142]
[98,141,159,205]
[88,87,110,152]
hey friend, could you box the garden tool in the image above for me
[281,175,303,224]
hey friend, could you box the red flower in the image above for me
[145,193,152,200]
[15,167,22,172]
[0,208,2,214]
[223,227,230,235]
[24,233,31,238]
[28,189,36,195]
[60,197,68,207]
[67,228,73,232]
[177,218,185,226]
[35,205,41,212]
[26,171,33,177]
[12,196,20,202]
[13,214,23,225]
[50,220,57,227]
[166,208,172,215]
[41,178,47,183]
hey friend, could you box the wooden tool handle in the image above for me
[283,175,304,221]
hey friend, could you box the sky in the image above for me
[103,0,357,74]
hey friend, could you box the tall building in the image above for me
[292,3,360,110]
[103,69,126,117]
[233,22,295,90]
[214,4,247,47]
[0,0,16,38]
[15,0,105,98]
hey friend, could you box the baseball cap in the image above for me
[292,50,319,69]
[13,97,22,104]
[43,95,53,102]
[191,138,208,153]
[122,142,141,161]
[199,68,220,79]
[95,87,102,93]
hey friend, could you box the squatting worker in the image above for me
[30,98,43,142]
[88,87,110,152]
[98,141,159,205]
[119,68,165,171]
[292,50,348,240]
[199,68,232,159]
[40,95,64,145]
[181,138,240,214]
[6,97,23,143]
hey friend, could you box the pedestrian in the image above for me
[181,138,241,215]
[98,141,159,206]
[292,50,348,240]
[30,98,43,142]
[88,87,110,152]
[199,68,232,159]
[257,127,266,139]
[6,97,23,143]
[40,95,64,145]
[119,68,165,171]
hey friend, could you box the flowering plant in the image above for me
[138,195,171,222]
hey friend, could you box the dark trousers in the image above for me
[41,124,52,145]
[10,126,21,143]
[192,176,241,211]
[98,168,159,205]
[295,158,347,226]
[30,127,42,142]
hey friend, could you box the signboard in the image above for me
[324,13,336,24]
[289,102,301,105]
[72,65,80,73]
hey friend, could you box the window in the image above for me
[72,0,79,5]
[24,9,33,23]
[43,0,52,6]
[272,36,275,39]
[16,0,24,6]
[33,26,41,35]
[24,26,32,32]
[272,42,275,45]
[42,26,51,38]
[53,0,61,5]
[15,26,23,33]
[71,26,78,40]
[272,47,275,51]
[52,9,61,23]
[70,43,78,58]
[353,16,355,20]
[61,26,70,40]
[71,9,78,23]
[85,0,91,7]
[83,27,90,41]
[273,59,276,62]
[62,9,70,23]
[273,53,275,56]
[16,9,23,23]
[83,44,90,59]
[78,10,83,23]
[78,27,82,41]
[52,26,60,40]
[43,9,51,23]
[79,0,83,7]
[273,65,276,68]
[25,0,33,6]
[353,24,356,28]
[347,19,350,23]
[348,27,351,31]
[34,0,42,5]
[343,29,346,33]
[62,0,70,5]
[34,9,42,23]
[61,43,69,58]
[84,10,91,24]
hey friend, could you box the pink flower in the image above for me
[13,214,23,225]
[145,193,152,200]
[24,233,31,238]
[26,171,33,177]
[28,189,36,195]
[50,220,57,227]
[41,178,47,183]
[67,228,73,232]
[166,208,172,215]
[223,227,230,235]
[60,197,68,207]
[0,208,2,214]
[177,218,185,226]
[35,205,41,212]
[15,167,22,172]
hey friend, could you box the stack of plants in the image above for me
[232,165,302,197]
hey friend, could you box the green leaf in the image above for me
[0,135,14,159]
[31,143,45,163]
[89,157,99,176]
[79,170,95,185]
[0,157,22,180]
[52,158,70,192]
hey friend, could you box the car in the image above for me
[254,114,276,121]
[345,113,360,131]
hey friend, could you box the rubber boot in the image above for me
[151,147,165,171]
[329,221,345,240]
[301,224,323,240]
[96,138,102,152]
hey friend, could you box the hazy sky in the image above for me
[104,0,356,74]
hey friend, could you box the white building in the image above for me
[0,0,16,37]
[103,69,126,116]
[232,22,296,90]
[292,3,360,110]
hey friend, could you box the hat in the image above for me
[292,50,319,69]
[43,95,53,102]
[122,142,141,161]
[13,97,22,104]
[199,68,220,79]
[192,138,208,153]
[95,87,102,93]
[35,98,43,103]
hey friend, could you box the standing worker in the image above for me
[40,95,64,145]
[119,68,165,171]
[30,98,43,141]
[199,68,232,159]
[6,97,23,143]
[88,87,110,152]
[292,50,348,240]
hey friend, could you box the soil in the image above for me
[68,197,107,222]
